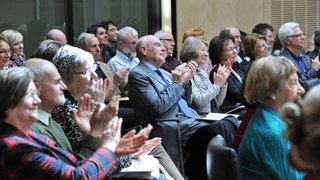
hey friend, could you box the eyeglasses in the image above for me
[0,49,12,55]
[222,46,237,53]
[256,43,268,49]
[287,33,305,38]
[25,89,40,99]
[159,39,176,44]
[72,64,97,77]
[123,41,136,45]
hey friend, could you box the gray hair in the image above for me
[0,67,33,121]
[53,45,93,84]
[23,58,56,83]
[180,36,206,62]
[136,35,151,59]
[77,32,96,50]
[117,26,138,42]
[278,22,300,47]
[154,30,168,39]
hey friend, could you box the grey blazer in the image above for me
[128,62,192,124]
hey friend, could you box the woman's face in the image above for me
[195,42,208,66]
[12,40,24,56]
[69,58,98,96]
[96,27,109,45]
[0,41,11,68]
[255,39,269,60]
[275,73,305,105]
[220,39,237,65]
[6,80,41,123]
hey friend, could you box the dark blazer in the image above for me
[281,47,319,91]
[210,62,245,113]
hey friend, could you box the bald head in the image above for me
[47,29,67,43]
[24,58,67,113]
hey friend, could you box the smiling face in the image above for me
[255,39,269,60]
[0,40,11,68]
[220,39,238,65]
[96,27,109,45]
[195,42,208,66]
[6,80,41,124]
[12,40,24,57]
[107,24,118,43]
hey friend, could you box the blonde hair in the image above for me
[244,56,297,104]
[1,29,23,48]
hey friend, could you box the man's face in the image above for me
[229,28,241,48]
[265,29,274,48]
[159,32,175,58]
[121,33,138,59]
[287,27,305,50]
[107,25,118,43]
[86,36,101,60]
[145,36,166,68]
[38,68,67,110]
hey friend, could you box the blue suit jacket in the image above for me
[281,47,319,91]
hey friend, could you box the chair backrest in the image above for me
[207,135,242,180]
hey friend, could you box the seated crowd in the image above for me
[1,20,320,180]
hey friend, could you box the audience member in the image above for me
[181,28,212,75]
[180,36,230,114]
[0,34,11,69]
[272,32,283,56]
[209,34,245,114]
[252,23,274,54]
[307,29,320,60]
[128,35,208,165]
[281,85,320,180]
[2,29,25,67]
[279,22,320,92]
[232,33,270,151]
[46,29,67,43]
[107,26,139,74]
[154,29,181,73]
[238,56,304,179]
[33,41,65,61]
[0,67,121,179]
[100,20,118,58]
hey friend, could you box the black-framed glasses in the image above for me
[72,64,97,77]
[287,33,305,38]
[159,39,176,44]
[222,46,237,53]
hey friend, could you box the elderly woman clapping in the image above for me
[179,36,230,114]
[0,67,122,179]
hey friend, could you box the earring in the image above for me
[272,96,276,100]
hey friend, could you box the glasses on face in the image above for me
[123,41,136,45]
[0,49,12,55]
[72,64,97,77]
[256,43,268,49]
[287,32,305,38]
[222,46,237,53]
[159,39,176,44]
[25,89,40,99]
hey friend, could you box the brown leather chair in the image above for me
[207,135,242,180]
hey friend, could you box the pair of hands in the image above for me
[114,67,130,87]
[72,94,121,151]
[172,61,198,85]
[88,78,113,103]
[213,64,231,87]
[115,124,162,159]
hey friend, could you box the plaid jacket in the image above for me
[0,122,120,180]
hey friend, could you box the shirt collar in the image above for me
[142,61,157,71]
[116,50,133,62]
[37,109,51,126]
[286,47,302,59]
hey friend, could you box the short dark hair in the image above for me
[314,29,320,47]
[209,34,234,65]
[86,24,107,35]
[0,67,33,121]
[100,20,117,31]
[252,23,274,36]
[33,41,65,62]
